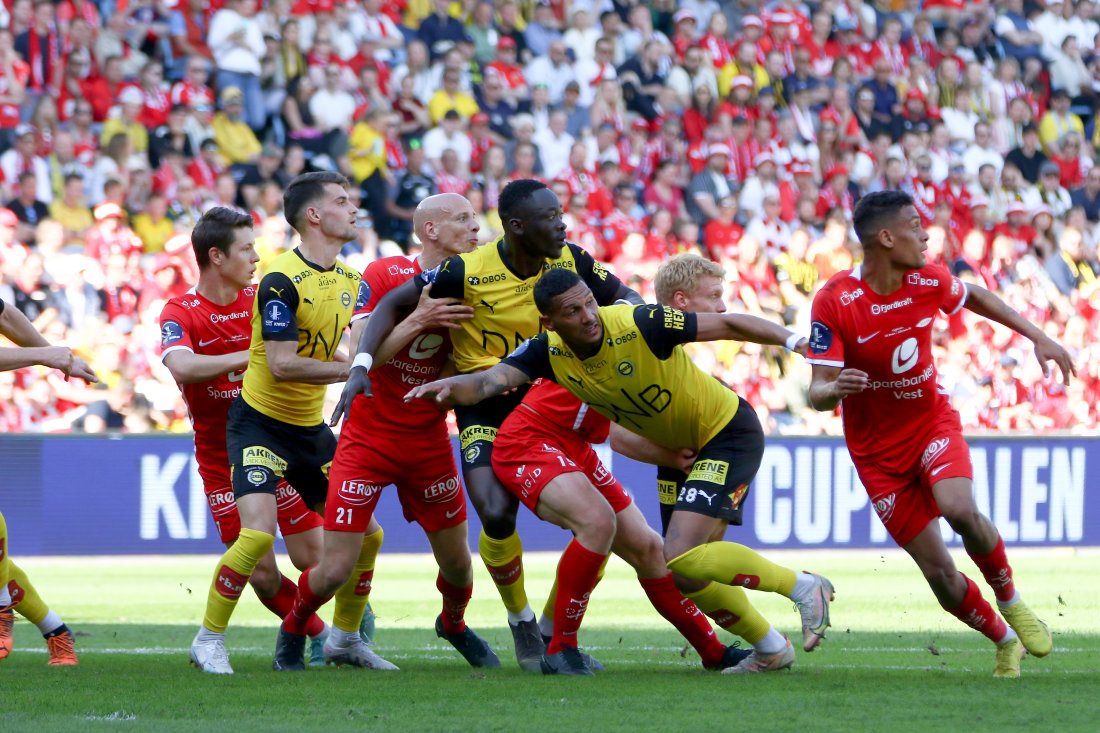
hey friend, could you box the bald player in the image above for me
[280,194,500,668]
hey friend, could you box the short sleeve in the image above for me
[806,289,845,368]
[937,266,968,315]
[633,305,698,359]
[159,300,193,359]
[501,333,554,381]
[257,272,299,342]
[421,254,465,301]
[570,243,624,304]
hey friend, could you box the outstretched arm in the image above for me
[694,312,808,354]
[0,302,98,381]
[163,349,249,385]
[355,283,474,368]
[404,362,530,407]
[964,284,1077,384]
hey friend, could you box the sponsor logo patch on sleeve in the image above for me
[809,321,833,354]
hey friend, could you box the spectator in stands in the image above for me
[686,143,735,228]
[207,0,265,132]
[1071,166,1100,222]
[213,86,262,168]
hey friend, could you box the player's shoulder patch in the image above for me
[263,298,292,332]
[808,320,833,354]
[355,279,371,311]
[161,319,184,348]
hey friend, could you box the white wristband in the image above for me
[351,353,373,372]
[784,333,804,352]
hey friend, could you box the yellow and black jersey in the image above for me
[242,247,361,426]
[418,240,624,373]
[503,304,740,451]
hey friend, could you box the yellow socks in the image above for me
[479,530,528,615]
[202,528,274,633]
[7,563,47,625]
[332,527,383,633]
[0,510,9,599]
[667,542,797,595]
[686,582,771,645]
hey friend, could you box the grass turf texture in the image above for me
[3,549,1098,733]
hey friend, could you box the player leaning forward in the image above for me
[408,267,832,672]
[808,190,1071,678]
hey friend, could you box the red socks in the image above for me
[437,572,472,635]
[944,574,1008,643]
[639,573,726,668]
[257,573,297,617]
[969,537,1016,603]
[282,568,332,637]
[547,539,607,655]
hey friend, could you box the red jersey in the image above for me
[349,256,452,433]
[518,379,610,445]
[159,287,253,485]
[807,263,969,472]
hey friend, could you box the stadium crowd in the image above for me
[0,0,1097,436]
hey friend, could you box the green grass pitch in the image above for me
[3,549,1098,733]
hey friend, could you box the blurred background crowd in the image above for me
[0,0,1098,436]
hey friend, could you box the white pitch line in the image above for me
[12,645,1093,655]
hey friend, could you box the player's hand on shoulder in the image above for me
[1033,335,1077,385]
[834,368,869,398]
[330,366,373,426]
[410,283,474,330]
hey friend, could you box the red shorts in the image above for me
[325,411,465,534]
[492,410,631,515]
[203,476,323,544]
[854,427,973,547]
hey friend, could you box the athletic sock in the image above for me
[479,529,529,616]
[437,572,472,635]
[666,542,797,595]
[686,582,772,646]
[943,574,1009,644]
[0,584,10,609]
[332,528,383,634]
[36,611,64,636]
[257,573,298,618]
[790,572,818,601]
[284,567,333,635]
[547,539,606,655]
[202,528,274,634]
[329,626,359,646]
[639,573,726,668]
[541,555,607,635]
[969,536,1017,604]
[0,510,10,597]
[754,627,788,654]
[196,626,223,642]
[7,563,48,625]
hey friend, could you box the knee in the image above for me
[628,531,666,577]
[671,572,708,594]
[941,506,983,537]
[249,565,279,597]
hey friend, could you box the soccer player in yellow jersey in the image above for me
[407,268,833,673]
[189,172,387,674]
[335,180,641,671]
[0,298,97,666]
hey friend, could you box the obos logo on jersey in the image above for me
[161,320,184,347]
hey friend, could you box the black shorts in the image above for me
[657,396,764,535]
[454,385,528,471]
[227,397,337,507]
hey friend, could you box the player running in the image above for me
[161,208,335,675]
[279,193,501,669]
[190,172,366,673]
[407,268,829,674]
[806,191,1072,678]
[334,180,641,671]
[0,299,96,666]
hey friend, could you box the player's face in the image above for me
[889,206,929,269]
[222,226,259,288]
[437,199,481,255]
[546,282,602,353]
[317,183,359,243]
[515,187,568,259]
[678,276,726,314]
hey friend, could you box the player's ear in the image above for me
[539,313,554,332]
[208,246,222,265]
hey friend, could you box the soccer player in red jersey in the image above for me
[280,193,500,669]
[160,208,329,675]
[807,191,1075,678]
[0,299,97,666]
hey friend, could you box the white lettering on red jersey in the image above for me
[520,379,610,444]
[351,256,453,431]
[159,287,254,480]
[807,263,968,471]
